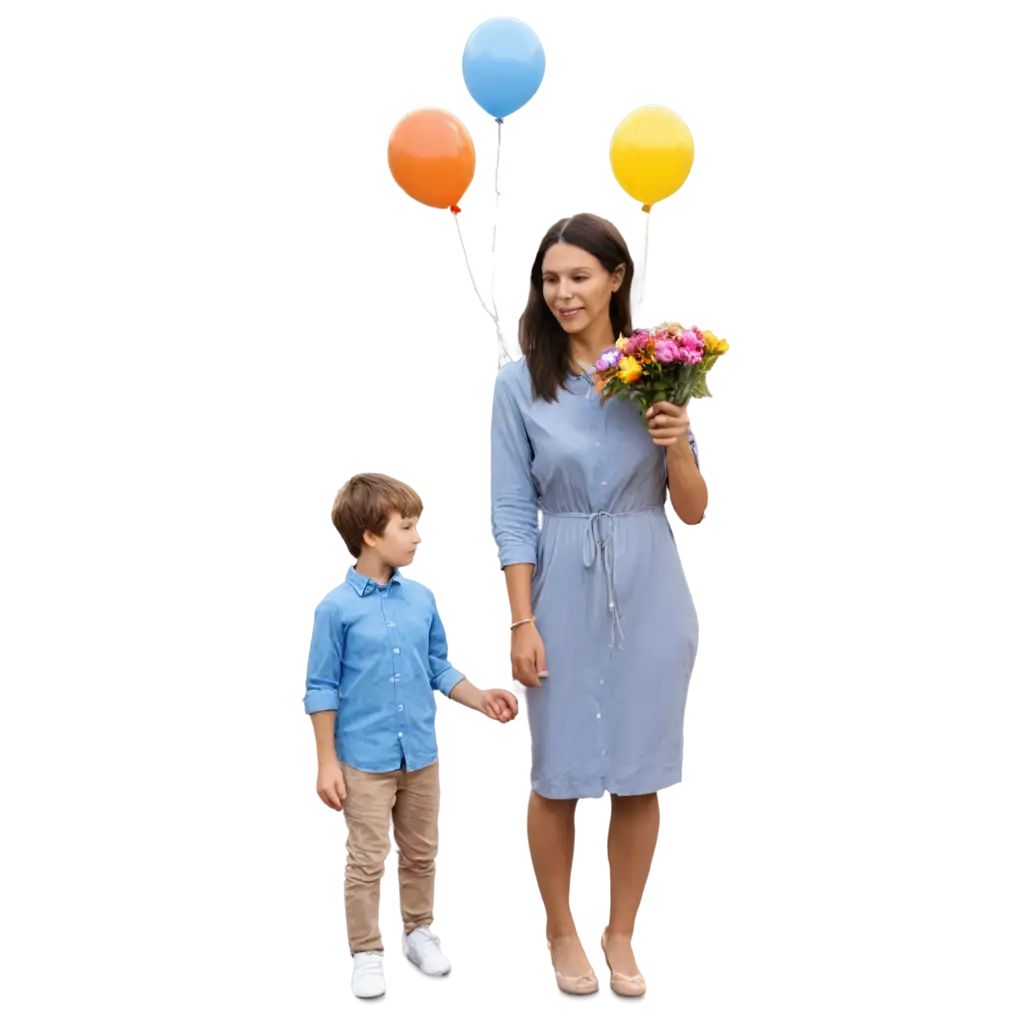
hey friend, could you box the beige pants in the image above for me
[341,759,440,954]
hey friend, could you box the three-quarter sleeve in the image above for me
[490,369,539,567]
[303,601,344,714]
[688,430,700,470]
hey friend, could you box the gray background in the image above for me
[0,6,1019,1015]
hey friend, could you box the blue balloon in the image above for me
[462,17,545,120]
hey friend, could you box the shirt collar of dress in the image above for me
[565,364,596,395]
[345,565,404,596]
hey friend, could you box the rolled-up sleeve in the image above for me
[490,368,539,568]
[303,601,344,714]
[426,594,465,697]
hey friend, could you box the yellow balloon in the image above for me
[610,105,695,210]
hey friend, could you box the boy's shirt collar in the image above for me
[345,565,405,596]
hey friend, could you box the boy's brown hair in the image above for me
[331,473,423,558]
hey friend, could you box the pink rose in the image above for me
[654,341,679,363]
[625,329,652,355]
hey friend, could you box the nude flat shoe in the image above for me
[601,929,647,997]
[547,939,599,995]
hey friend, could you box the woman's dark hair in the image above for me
[519,212,634,401]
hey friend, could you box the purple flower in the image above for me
[595,347,621,371]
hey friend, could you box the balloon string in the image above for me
[487,118,503,260]
[485,120,505,368]
[453,211,512,369]
[634,201,651,309]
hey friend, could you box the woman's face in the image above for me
[540,243,623,337]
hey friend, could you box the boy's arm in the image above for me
[304,602,344,755]
[311,710,338,762]
[427,593,518,722]
[448,678,484,713]
[426,595,467,697]
[421,598,505,716]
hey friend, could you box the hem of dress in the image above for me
[531,763,682,800]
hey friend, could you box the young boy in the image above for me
[303,473,518,999]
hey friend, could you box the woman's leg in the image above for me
[605,792,660,974]
[527,789,594,976]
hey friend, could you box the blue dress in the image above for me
[490,358,700,800]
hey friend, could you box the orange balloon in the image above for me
[388,108,476,211]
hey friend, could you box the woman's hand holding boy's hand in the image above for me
[317,760,347,811]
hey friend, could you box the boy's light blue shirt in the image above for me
[303,566,465,773]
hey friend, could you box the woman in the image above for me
[490,213,707,996]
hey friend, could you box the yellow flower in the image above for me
[702,330,729,355]
[615,334,629,351]
[617,355,643,384]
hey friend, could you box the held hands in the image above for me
[511,620,549,688]
[450,677,519,721]
[646,401,691,448]
[317,759,346,811]
[480,688,519,723]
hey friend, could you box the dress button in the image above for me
[601,749,607,756]
[599,679,605,685]
[596,712,602,720]
[393,648,400,654]
[398,731,403,738]
[387,621,395,628]
[398,704,404,712]
[601,481,608,486]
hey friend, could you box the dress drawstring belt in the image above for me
[540,506,659,648]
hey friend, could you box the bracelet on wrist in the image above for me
[511,616,535,631]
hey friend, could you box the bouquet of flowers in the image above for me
[593,322,729,412]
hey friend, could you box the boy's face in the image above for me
[363,512,421,568]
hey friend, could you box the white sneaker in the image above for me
[402,926,451,976]
[351,951,386,998]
